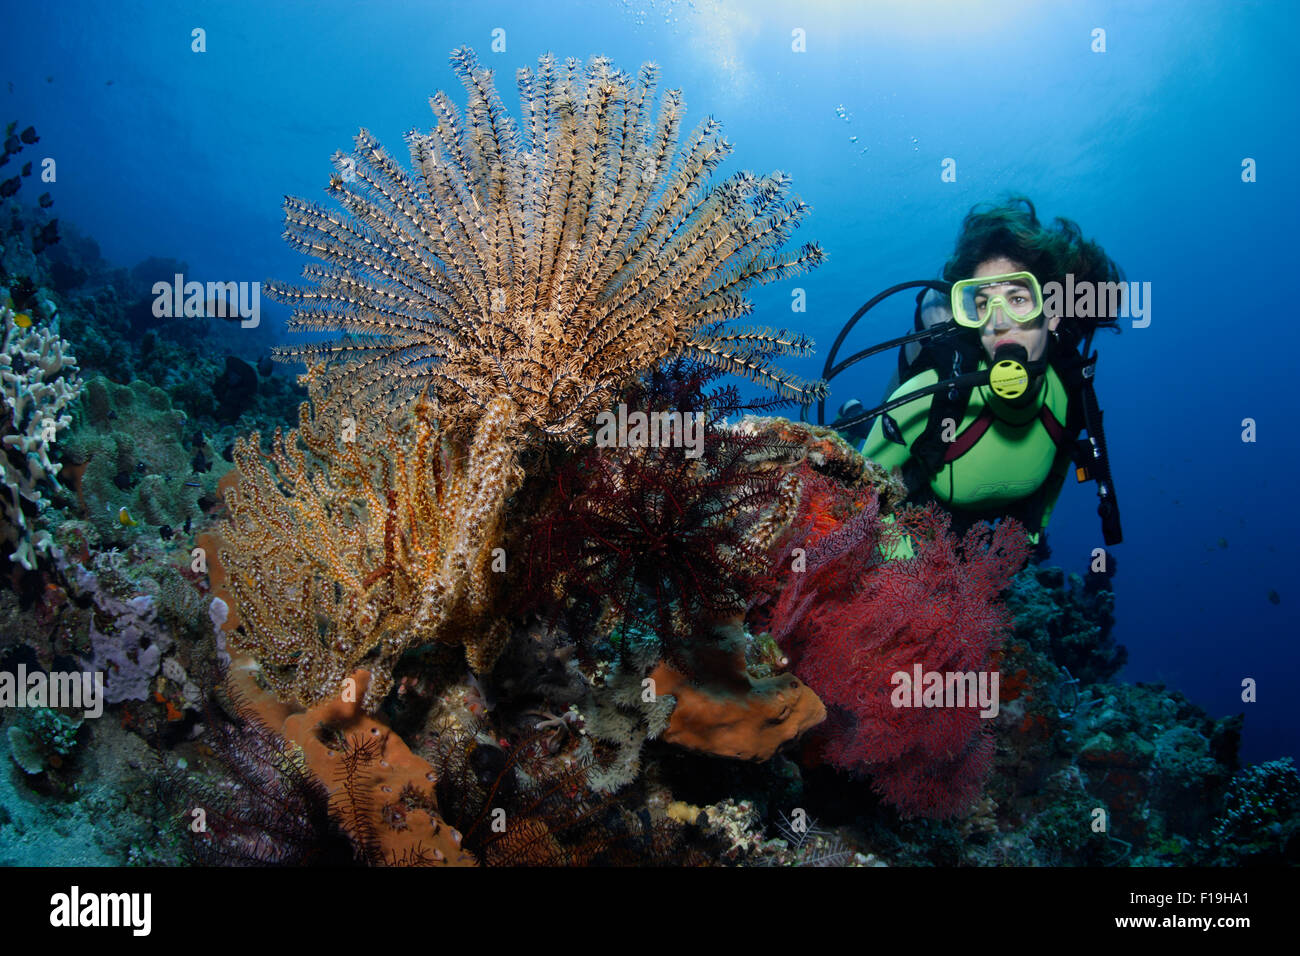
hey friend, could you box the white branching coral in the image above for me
[1,296,80,570]
[269,47,826,446]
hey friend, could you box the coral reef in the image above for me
[6,706,82,776]
[1,539,220,730]
[945,663,1245,864]
[60,376,228,549]
[1004,564,1124,684]
[576,644,677,794]
[1207,758,1300,864]
[666,796,765,862]
[1,292,80,569]
[429,723,704,865]
[750,809,883,867]
[219,46,828,718]
[159,694,357,866]
[3,178,304,452]
[475,621,678,796]
[730,413,904,498]
[56,548,172,705]
[0,702,174,865]
[3,46,1288,875]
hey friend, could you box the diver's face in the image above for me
[974,256,1060,363]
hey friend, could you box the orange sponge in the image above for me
[229,660,475,866]
[650,654,825,761]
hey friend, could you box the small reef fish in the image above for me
[117,507,138,527]
[12,311,32,328]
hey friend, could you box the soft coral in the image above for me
[753,471,1029,818]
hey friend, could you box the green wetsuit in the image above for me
[862,361,1073,548]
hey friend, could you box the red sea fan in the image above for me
[755,472,1030,818]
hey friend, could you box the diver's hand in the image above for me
[878,513,916,561]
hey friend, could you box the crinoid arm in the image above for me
[267,47,826,446]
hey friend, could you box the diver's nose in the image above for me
[987,303,1014,330]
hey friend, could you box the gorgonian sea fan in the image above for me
[755,472,1030,818]
[266,47,826,444]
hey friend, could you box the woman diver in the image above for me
[835,197,1124,557]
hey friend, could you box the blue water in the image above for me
[6,0,1297,763]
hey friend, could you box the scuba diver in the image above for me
[820,197,1124,557]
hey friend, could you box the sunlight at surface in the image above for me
[861,0,1040,36]
[736,0,1041,38]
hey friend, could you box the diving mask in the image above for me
[951,271,1043,328]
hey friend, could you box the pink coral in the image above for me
[754,471,1030,817]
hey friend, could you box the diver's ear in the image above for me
[1046,312,1061,332]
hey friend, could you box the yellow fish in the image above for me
[13,312,32,328]
[118,507,138,527]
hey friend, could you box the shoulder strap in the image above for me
[899,331,984,495]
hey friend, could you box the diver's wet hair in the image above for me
[942,196,1123,342]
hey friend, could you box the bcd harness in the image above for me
[812,280,1123,546]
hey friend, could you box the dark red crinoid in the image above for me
[519,360,798,665]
